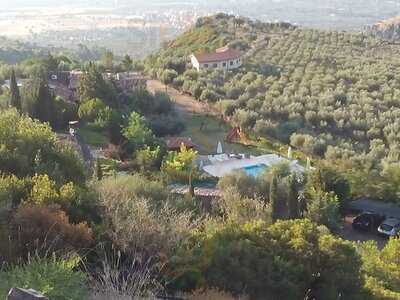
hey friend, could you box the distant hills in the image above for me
[5,1,400,30]
[0,36,103,64]
[367,16,400,41]
[0,37,46,64]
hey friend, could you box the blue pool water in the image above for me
[243,164,268,177]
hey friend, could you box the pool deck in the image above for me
[202,154,304,178]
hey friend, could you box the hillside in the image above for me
[367,16,400,40]
[0,37,46,64]
[146,14,400,200]
[0,37,103,64]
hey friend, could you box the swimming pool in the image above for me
[243,164,268,177]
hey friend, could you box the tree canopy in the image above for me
[0,109,85,184]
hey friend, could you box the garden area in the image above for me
[78,124,110,147]
[182,113,259,155]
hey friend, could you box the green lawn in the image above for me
[78,124,110,147]
[182,114,261,155]
[182,113,308,166]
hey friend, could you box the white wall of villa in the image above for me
[190,55,242,71]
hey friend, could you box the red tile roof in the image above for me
[193,48,242,63]
[166,137,197,150]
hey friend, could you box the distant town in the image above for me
[0,6,205,58]
[1,0,400,59]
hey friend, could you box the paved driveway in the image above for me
[339,216,387,250]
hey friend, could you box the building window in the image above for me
[230,61,233,66]
[213,63,218,68]
[204,64,208,68]
[223,62,227,67]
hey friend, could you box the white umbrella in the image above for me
[199,160,204,170]
[287,146,292,159]
[217,141,223,154]
[306,157,311,169]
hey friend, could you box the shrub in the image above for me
[218,171,259,199]
[216,99,236,117]
[78,98,107,123]
[96,175,198,260]
[96,174,168,208]
[29,174,59,205]
[199,88,219,103]
[152,91,174,115]
[0,256,88,300]
[0,109,85,184]
[232,109,257,132]
[0,174,29,209]
[304,170,341,230]
[160,69,178,87]
[89,247,162,299]
[216,186,271,225]
[359,239,400,298]
[161,145,198,183]
[170,220,364,299]
[253,119,277,137]
[149,115,185,137]
[11,204,94,257]
[135,146,163,172]
[122,111,156,154]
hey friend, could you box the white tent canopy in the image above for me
[216,141,223,154]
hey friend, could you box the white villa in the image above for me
[190,46,243,71]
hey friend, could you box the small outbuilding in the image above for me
[166,137,197,152]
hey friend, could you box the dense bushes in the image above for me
[359,239,400,298]
[11,204,94,257]
[0,256,88,300]
[0,109,85,184]
[217,167,343,230]
[0,173,98,223]
[128,90,184,137]
[122,111,156,153]
[170,219,365,300]
[96,175,198,260]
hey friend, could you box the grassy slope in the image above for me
[78,124,110,147]
[182,113,260,155]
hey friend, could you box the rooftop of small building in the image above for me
[166,137,197,150]
[192,46,242,63]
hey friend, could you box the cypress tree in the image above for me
[36,79,54,125]
[288,174,299,219]
[95,159,103,181]
[270,175,279,222]
[10,69,22,111]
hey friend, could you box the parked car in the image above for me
[377,218,400,237]
[352,212,385,232]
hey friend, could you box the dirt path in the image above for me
[147,80,212,115]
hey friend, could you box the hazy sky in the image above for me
[1,0,399,29]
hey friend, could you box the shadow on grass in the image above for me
[78,124,110,147]
[182,114,260,155]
